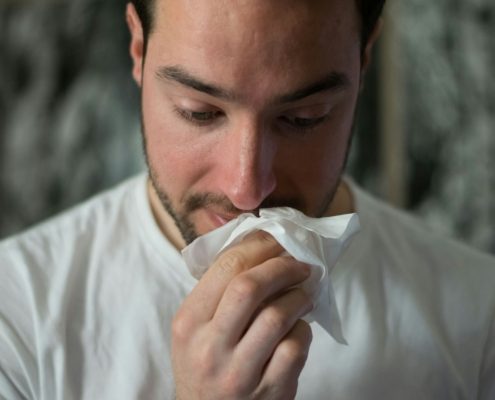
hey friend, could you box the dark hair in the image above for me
[356,0,386,48]
[131,0,386,53]
[131,0,153,48]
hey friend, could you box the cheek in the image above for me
[280,127,350,178]
[291,144,345,186]
[142,87,210,195]
[273,123,351,213]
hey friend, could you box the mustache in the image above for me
[184,193,304,216]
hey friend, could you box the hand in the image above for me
[172,231,314,400]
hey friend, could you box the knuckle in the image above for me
[195,343,218,376]
[221,369,251,397]
[229,275,263,300]
[256,230,276,245]
[216,250,247,277]
[279,321,313,365]
[244,230,279,248]
[171,310,194,343]
[259,306,290,333]
[278,340,308,368]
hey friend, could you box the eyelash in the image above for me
[173,106,329,133]
[173,107,224,126]
[279,115,329,133]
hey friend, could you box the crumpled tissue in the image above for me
[182,207,360,344]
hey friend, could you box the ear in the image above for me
[126,3,145,87]
[360,18,383,83]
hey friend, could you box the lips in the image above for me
[205,209,238,228]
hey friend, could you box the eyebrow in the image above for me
[276,72,350,104]
[156,65,350,104]
[156,66,238,101]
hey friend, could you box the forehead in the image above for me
[148,0,361,101]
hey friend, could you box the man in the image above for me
[1,0,494,399]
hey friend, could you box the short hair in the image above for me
[131,0,386,54]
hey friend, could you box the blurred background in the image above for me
[0,0,494,254]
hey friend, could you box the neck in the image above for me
[326,179,355,217]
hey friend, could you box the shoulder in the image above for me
[0,173,148,301]
[343,183,495,388]
[347,181,495,327]
[0,173,146,264]
[350,182,495,273]
[0,173,149,329]
[0,173,173,399]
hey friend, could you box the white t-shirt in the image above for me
[0,174,494,400]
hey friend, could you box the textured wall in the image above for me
[397,0,495,252]
[0,0,143,237]
[1,0,494,254]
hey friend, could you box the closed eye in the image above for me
[279,114,329,132]
[174,107,224,125]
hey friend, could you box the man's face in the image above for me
[132,0,363,244]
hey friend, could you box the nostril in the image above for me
[227,169,276,211]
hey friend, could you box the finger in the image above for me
[234,288,313,375]
[211,257,311,344]
[181,231,284,324]
[256,320,313,399]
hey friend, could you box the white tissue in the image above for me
[181,207,360,344]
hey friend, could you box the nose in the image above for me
[216,119,277,211]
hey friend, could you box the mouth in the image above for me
[205,209,240,228]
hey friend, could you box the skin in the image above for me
[127,0,380,398]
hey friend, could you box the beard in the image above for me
[147,163,316,245]
[145,163,344,246]
[140,112,354,246]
